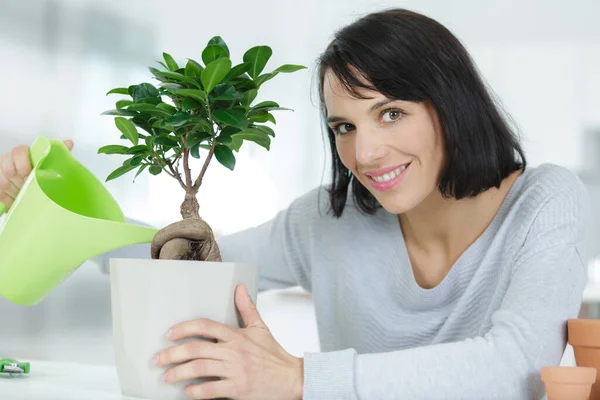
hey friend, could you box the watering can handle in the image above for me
[0,136,53,217]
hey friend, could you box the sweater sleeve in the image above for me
[302,188,590,400]
[217,189,318,292]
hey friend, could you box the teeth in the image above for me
[372,165,407,183]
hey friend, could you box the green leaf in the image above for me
[107,88,130,96]
[133,83,159,103]
[148,67,167,82]
[128,85,137,97]
[163,53,179,71]
[190,144,201,159]
[214,145,236,170]
[157,61,168,70]
[134,164,148,181]
[154,136,179,147]
[145,136,155,147]
[252,100,279,109]
[213,109,248,130]
[97,145,129,155]
[115,117,139,145]
[116,100,133,109]
[159,82,185,92]
[243,46,273,79]
[241,89,258,108]
[207,36,230,56]
[126,103,159,112]
[125,145,150,154]
[255,72,278,88]
[228,136,244,152]
[267,113,276,124]
[157,103,178,114]
[185,60,203,77]
[211,83,240,101]
[132,116,154,135]
[187,131,212,148]
[149,165,162,175]
[155,71,202,89]
[248,111,270,123]
[182,97,202,111]
[162,112,191,127]
[273,64,307,73]
[202,45,228,66]
[101,109,139,117]
[163,52,179,71]
[136,97,162,105]
[175,89,206,102]
[253,124,275,137]
[201,58,232,94]
[106,163,137,182]
[230,77,257,91]
[218,126,242,137]
[225,62,252,81]
[231,129,271,150]
[130,155,144,167]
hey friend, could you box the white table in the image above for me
[0,359,133,400]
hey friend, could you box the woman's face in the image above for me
[323,69,446,215]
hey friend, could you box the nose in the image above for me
[355,127,388,166]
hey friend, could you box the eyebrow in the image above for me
[326,98,396,124]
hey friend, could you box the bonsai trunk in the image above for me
[150,190,222,262]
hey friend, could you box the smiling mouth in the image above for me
[367,164,409,182]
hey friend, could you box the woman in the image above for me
[0,8,589,400]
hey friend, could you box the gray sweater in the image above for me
[216,163,590,400]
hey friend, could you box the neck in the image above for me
[398,171,520,257]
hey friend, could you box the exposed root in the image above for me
[150,217,221,262]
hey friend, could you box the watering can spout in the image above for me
[0,136,160,305]
[85,220,159,261]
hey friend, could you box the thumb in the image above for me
[235,285,264,329]
[63,139,74,151]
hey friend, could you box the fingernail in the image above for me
[165,329,172,339]
[161,372,169,382]
[152,353,160,365]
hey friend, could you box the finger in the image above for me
[0,192,14,209]
[162,359,229,384]
[2,152,23,191]
[12,145,32,181]
[185,379,236,400]
[235,285,265,329]
[155,339,230,367]
[0,172,19,199]
[63,139,74,151]
[168,318,237,343]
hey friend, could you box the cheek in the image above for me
[335,138,356,171]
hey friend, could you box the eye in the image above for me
[332,123,355,136]
[382,109,404,123]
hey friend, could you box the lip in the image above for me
[364,163,411,177]
[364,162,411,192]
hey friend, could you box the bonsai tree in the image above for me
[100,36,306,261]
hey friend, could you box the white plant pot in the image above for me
[109,258,259,400]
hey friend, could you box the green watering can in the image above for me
[0,136,159,306]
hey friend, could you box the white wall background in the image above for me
[1,0,600,366]
[2,0,600,234]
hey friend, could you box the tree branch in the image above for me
[182,134,192,191]
[192,139,216,192]
[153,150,185,190]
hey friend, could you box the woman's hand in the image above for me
[0,139,74,209]
[154,285,304,400]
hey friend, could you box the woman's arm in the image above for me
[302,188,590,400]
[95,190,319,293]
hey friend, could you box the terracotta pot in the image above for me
[568,319,600,400]
[541,366,596,400]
